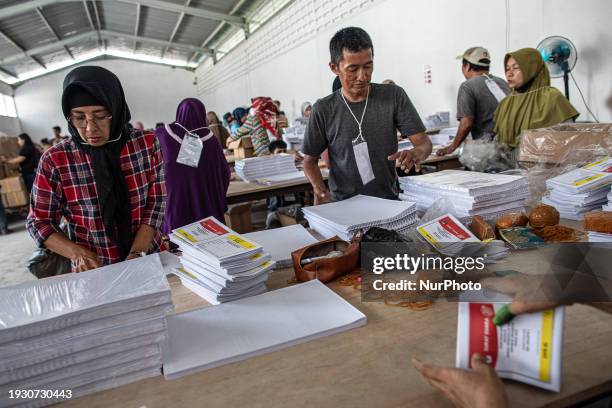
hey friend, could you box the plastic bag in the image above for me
[458,138,515,172]
[27,248,71,279]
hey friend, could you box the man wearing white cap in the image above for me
[437,46,510,156]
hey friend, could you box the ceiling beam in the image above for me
[0,28,46,69]
[0,0,245,27]
[35,7,74,60]
[188,0,248,65]
[161,0,190,59]
[115,0,245,27]
[82,1,102,49]
[0,29,214,65]
[0,31,94,65]
[100,30,214,56]
[133,3,141,52]
[90,0,105,51]
[0,66,18,79]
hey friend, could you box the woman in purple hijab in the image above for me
[156,98,231,234]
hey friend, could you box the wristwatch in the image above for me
[129,250,147,258]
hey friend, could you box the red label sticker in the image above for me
[200,219,228,235]
[440,216,470,240]
[468,303,498,368]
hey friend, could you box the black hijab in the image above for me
[62,66,133,259]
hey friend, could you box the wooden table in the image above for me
[226,176,327,205]
[63,259,612,408]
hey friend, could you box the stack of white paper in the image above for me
[603,187,612,212]
[399,170,528,220]
[235,154,298,183]
[588,231,612,242]
[543,157,612,220]
[162,280,366,380]
[302,195,418,241]
[169,217,275,304]
[0,255,173,407]
[256,170,307,185]
[244,225,318,269]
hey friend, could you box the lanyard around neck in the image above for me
[165,123,214,145]
[340,86,370,143]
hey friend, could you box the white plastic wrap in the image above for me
[0,255,173,407]
[0,254,171,341]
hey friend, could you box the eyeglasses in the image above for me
[67,113,112,129]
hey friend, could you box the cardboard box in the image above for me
[4,190,28,208]
[278,213,297,227]
[0,136,19,157]
[518,124,612,164]
[0,176,25,193]
[228,137,254,160]
[224,203,252,233]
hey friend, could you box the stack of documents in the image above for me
[543,157,612,220]
[399,170,528,220]
[0,255,173,407]
[302,195,418,241]
[588,231,612,242]
[416,213,508,259]
[235,154,299,183]
[162,280,366,379]
[170,217,275,304]
[603,187,612,212]
[244,224,318,269]
[430,127,458,146]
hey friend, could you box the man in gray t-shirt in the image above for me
[437,47,511,156]
[303,27,431,203]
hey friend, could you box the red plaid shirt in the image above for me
[27,131,166,269]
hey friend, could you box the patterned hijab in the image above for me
[250,96,278,137]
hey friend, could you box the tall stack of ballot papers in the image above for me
[244,224,318,269]
[0,255,173,407]
[399,170,529,220]
[170,217,275,304]
[235,154,301,183]
[302,195,418,240]
[543,157,612,220]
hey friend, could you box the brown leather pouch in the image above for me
[291,236,360,283]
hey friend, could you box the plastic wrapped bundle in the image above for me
[0,254,173,407]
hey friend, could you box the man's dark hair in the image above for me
[329,27,373,65]
[462,59,489,72]
[268,139,287,153]
[52,126,61,132]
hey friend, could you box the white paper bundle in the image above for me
[399,170,528,220]
[302,195,418,240]
[170,217,274,304]
[544,158,612,220]
[235,154,298,183]
[162,280,366,380]
[0,255,172,407]
[243,225,318,269]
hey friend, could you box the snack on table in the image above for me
[533,225,579,242]
[495,212,529,230]
[469,215,496,241]
[584,210,612,234]
[529,204,560,228]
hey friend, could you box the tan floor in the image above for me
[0,219,37,287]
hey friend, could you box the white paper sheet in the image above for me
[162,280,366,379]
[243,225,318,268]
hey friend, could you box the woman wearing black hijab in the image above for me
[27,66,166,273]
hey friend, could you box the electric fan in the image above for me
[537,36,577,100]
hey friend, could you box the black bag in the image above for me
[27,249,71,279]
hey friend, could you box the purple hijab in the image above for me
[156,98,231,234]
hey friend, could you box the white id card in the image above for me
[353,141,375,185]
[176,132,203,167]
[485,77,507,102]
